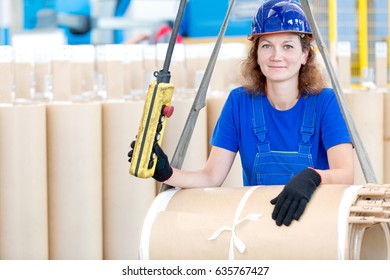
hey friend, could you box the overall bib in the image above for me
[251,95,317,186]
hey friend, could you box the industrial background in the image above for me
[0,0,389,260]
[2,0,389,83]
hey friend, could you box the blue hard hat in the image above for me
[248,0,312,40]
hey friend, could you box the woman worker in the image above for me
[130,0,354,226]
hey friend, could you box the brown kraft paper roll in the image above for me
[375,42,387,89]
[34,62,50,95]
[0,104,48,259]
[336,42,351,90]
[345,90,384,184]
[14,62,33,100]
[0,62,13,103]
[140,185,388,260]
[70,45,95,97]
[102,100,156,260]
[106,61,124,99]
[70,62,95,96]
[384,92,390,183]
[123,44,145,94]
[0,46,13,103]
[162,94,208,171]
[184,44,201,89]
[47,102,103,259]
[52,60,71,101]
[207,94,243,187]
[125,60,145,93]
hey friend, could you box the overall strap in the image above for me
[299,94,318,154]
[252,95,271,153]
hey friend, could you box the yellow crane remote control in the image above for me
[129,79,174,178]
[128,0,186,179]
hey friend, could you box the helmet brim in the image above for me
[247,31,314,42]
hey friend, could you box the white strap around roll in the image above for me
[208,186,262,259]
[139,188,179,260]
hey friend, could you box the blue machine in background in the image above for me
[113,0,131,44]
[23,0,92,45]
[181,0,257,38]
[23,0,56,29]
[0,0,12,44]
[22,0,258,45]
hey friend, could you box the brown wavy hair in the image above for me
[240,34,326,96]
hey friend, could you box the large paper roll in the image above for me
[184,44,211,89]
[34,48,51,100]
[0,104,48,260]
[207,93,242,187]
[70,62,95,96]
[52,60,71,101]
[162,93,208,171]
[123,61,145,95]
[375,42,387,89]
[105,61,124,99]
[0,61,13,103]
[385,92,390,183]
[96,45,125,99]
[210,43,247,92]
[51,45,72,101]
[47,102,103,259]
[34,62,50,97]
[0,46,13,103]
[102,100,156,260]
[123,44,145,93]
[14,62,33,100]
[345,90,384,184]
[140,185,389,260]
[336,42,351,90]
[70,45,95,98]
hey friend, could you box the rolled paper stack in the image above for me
[0,103,48,259]
[102,99,156,260]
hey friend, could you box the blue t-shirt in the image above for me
[210,86,352,186]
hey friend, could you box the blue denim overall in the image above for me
[251,95,317,186]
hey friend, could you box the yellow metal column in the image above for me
[358,0,368,80]
[329,0,337,45]
[328,0,337,66]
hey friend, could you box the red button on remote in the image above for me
[163,105,174,118]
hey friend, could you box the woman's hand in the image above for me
[270,168,321,226]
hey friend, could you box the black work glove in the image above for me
[151,143,173,182]
[270,168,321,226]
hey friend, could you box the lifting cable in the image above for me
[300,0,377,184]
[160,0,236,192]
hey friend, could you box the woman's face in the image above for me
[257,32,308,85]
